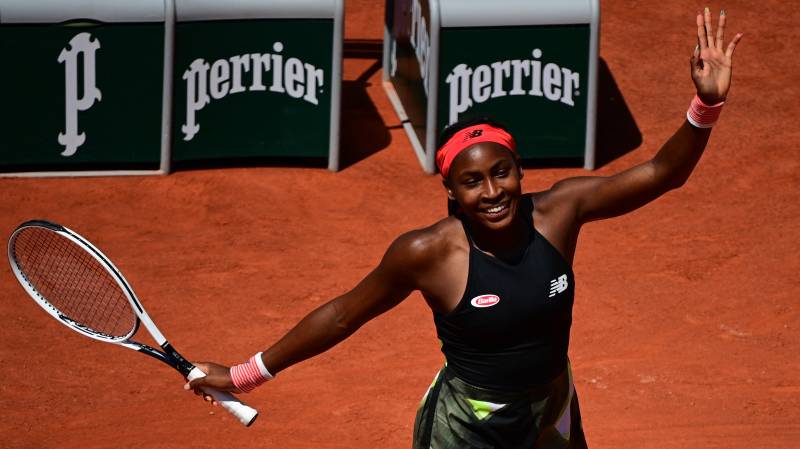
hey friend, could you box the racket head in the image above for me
[8,220,140,343]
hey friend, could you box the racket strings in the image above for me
[12,227,136,338]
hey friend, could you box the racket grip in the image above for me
[187,367,259,427]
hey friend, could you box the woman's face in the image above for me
[445,142,523,232]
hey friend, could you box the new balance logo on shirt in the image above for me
[549,274,568,298]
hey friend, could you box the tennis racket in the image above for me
[7,220,258,427]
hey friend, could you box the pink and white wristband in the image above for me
[230,352,274,393]
[686,94,725,128]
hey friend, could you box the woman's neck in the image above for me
[469,212,531,263]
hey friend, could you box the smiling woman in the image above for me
[437,117,518,216]
[417,118,583,447]
[185,8,743,449]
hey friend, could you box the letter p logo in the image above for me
[57,32,102,157]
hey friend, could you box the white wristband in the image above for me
[254,352,275,380]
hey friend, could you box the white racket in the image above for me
[7,220,258,426]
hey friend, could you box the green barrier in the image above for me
[172,0,343,170]
[0,0,169,176]
[383,0,600,173]
[0,0,344,177]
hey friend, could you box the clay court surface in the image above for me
[1,1,798,448]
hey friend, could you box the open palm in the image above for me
[691,8,743,104]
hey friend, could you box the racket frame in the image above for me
[9,221,143,342]
[7,220,258,425]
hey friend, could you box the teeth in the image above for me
[487,205,505,213]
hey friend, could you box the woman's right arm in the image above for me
[261,230,431,374]
[186,230,438,394]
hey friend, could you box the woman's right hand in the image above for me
[184,361,241,404]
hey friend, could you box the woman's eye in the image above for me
[496,170,509,178]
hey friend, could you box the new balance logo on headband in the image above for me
[463,129,483,141]
[549,275,568,298]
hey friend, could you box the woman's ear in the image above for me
[515,156,524,180]
[442,179,456,201]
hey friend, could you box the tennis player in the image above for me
[187,9,742,448]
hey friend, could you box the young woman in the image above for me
[186,9,742,448]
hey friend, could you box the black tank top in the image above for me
[433,195,575,391]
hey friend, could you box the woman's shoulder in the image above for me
[527,187,570,217]
[387,216,466,267]
[527,189,553,211]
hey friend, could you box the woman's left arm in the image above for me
[548,9,743,224]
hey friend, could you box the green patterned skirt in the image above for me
[412,364,588,449]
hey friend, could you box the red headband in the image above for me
[435,124,516,178]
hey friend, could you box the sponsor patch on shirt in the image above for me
[470,294,500,308]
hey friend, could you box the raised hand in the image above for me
[691,8,743,104]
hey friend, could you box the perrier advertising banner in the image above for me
[438,25,590,160]
[172,19,334,164]
[0,23,164,171]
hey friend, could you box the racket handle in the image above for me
[187,367,259,427]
